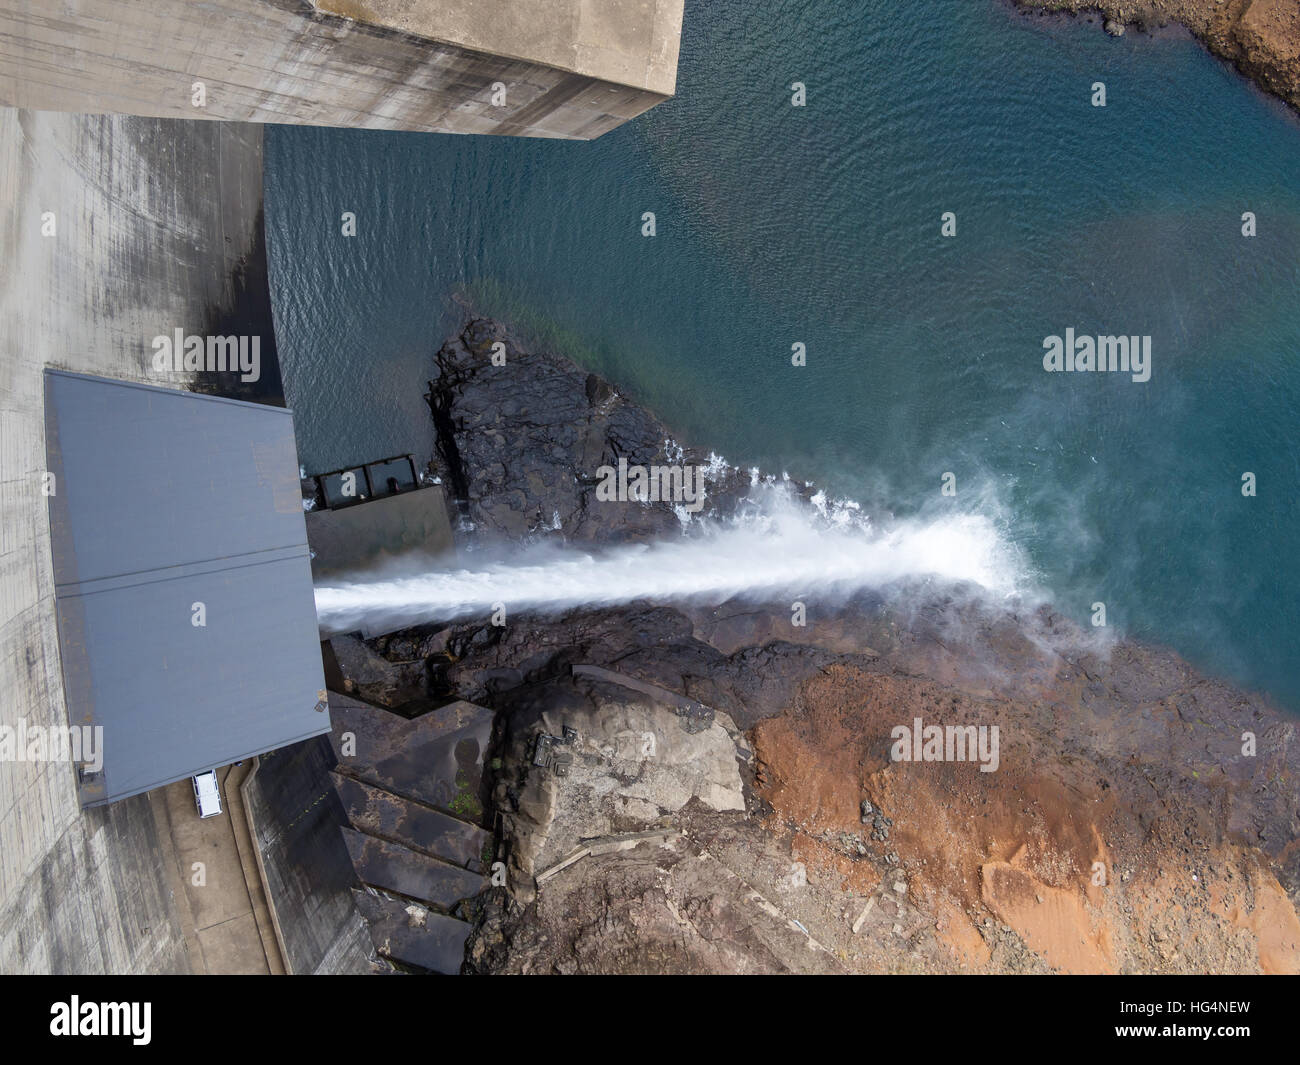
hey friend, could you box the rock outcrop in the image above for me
[425,318,752,544]
[489,669,748,902]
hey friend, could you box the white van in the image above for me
[192,769,222,819]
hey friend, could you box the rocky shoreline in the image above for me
[335,317,1300,973]
[1010,1,1300,116]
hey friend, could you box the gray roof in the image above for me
[44,371,329,806]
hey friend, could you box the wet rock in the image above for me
[426,319,750,545]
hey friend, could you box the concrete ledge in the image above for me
[312,0,683,96]
[239,758,293,973]
[0,0,680,138]
[229,760,287,975]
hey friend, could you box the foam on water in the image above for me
[313,484,1026,636]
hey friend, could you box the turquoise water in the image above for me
[266,0,1300,707]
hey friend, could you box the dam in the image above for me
[0,2,683,973]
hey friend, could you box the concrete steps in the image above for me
[333,774,488,871]
[326,691,496,973]
[351,891,473,976]
[342,829,485,912]
[327,693,494,816]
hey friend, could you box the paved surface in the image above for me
[150,766,282,974]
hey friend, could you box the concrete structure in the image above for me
[242,737,379,974]
[329,693,493,973]
[307,486,456,582]
[0,110,474,973]
[241,691,497,975]
[150,763,285,974]
[0,0,682,976]
[0,110,271,973]
[0,0,683,139]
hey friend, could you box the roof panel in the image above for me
[44,371,329,806]
[45,371,305,587]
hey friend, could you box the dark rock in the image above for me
[425,319,753,545]
[328,634,429,710]
[417,316,1300,973]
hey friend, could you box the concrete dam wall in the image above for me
[0,0,682,139]
[0,109,270,972]
[0,0,683,974]
[0,108,383,974]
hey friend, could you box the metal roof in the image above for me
[43,370,329,806]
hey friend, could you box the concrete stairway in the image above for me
[325,693,496,973]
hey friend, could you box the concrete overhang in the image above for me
[0,0,684,138]
[313,0,683,97]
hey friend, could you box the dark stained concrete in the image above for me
[343,828,484,910]
[307,485,455,581]
[334,775,488,870]
[0,0,681,139]
[0,796,189,973]
[328,695,495,822]
[353,889,471,974]
[243,738,379,973]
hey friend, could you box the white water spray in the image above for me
[313,485,1027,636]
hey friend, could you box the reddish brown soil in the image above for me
[752,662,1300,973]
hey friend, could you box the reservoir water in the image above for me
[267,0,1300,708]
